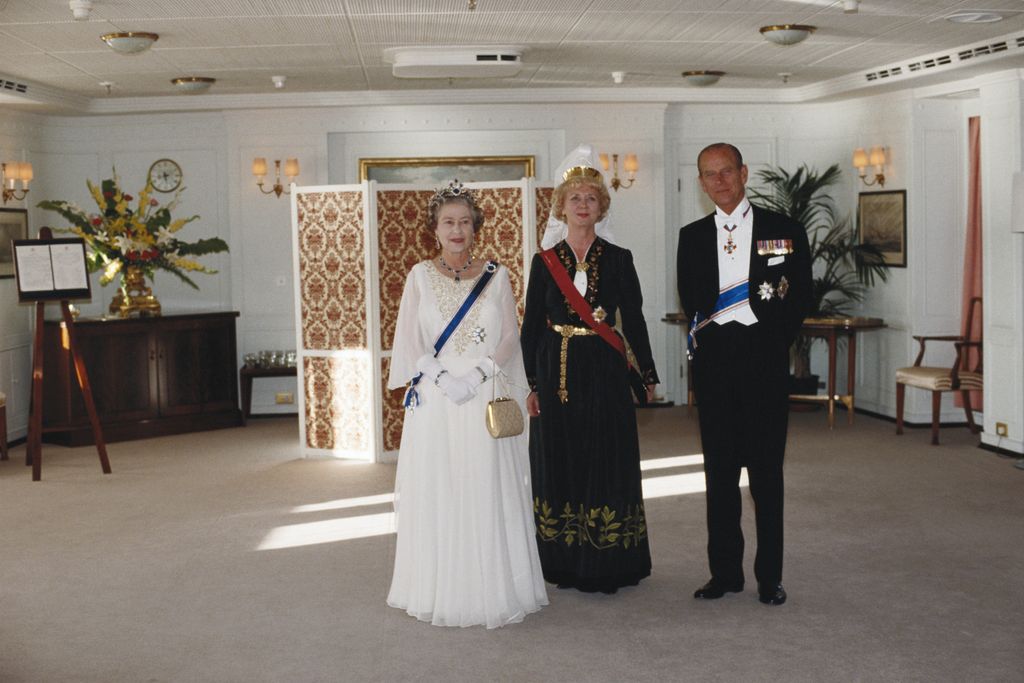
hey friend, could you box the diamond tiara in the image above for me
[562,165,603,183]
[429,179,478,209]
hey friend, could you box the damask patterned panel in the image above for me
[377,186,528,348]
[303,355,372,456]
[296,191,366,351]
[380,356,405,453]
[535,186,553,251]
[377,190,435,352]
[474,187,525,322]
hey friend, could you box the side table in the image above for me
[240,365,297,425]
[793,316,886,428]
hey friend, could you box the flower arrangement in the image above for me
[38,170,228,289]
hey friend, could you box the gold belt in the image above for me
[550,324,596,404]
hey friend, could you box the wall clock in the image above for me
[148,158,182,193]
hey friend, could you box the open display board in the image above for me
[13,237,91,302]
[11,230,109,481]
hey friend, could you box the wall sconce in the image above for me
[253,157,299,197]
[1,161,33,204]
[599,153,638,191]
[853,146,886,187]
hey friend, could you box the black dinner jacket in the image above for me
[676,204,812,353]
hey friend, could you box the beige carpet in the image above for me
[1,409,1021,682]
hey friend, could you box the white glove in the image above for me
[415,354,445,381]
[458,365,490,390]
[437,372,476,405]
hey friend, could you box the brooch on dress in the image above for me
[470,326,486,344]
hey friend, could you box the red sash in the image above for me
[539,249,647,405]
[539,248,629,360]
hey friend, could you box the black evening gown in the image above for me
[521,238,660,593]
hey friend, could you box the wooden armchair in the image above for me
[896,297,982,445]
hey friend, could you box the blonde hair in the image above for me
[552,175,611,223]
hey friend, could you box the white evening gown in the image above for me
[386,261,548,628]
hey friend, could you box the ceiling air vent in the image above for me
[865,66,905,82]
[959,41,1008,60]
[383,46,524,79]
[0,79,29,94]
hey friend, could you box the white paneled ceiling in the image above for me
[2,0,1024,105]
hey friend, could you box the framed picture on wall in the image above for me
[858,190,907,268]
[0,207,29,278]
[359,155,535,183]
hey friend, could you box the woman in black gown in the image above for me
[521,159,659,593]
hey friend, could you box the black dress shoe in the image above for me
[758,583,787,605]
[693,579,744,599]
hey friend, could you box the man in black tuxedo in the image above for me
[677,143,812,605]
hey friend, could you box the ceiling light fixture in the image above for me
[69,0,93,20]
[612,71,625,84]
[271,75,286,89]
[682,70,725,86]
[945,11,1004,24]
[843,0,859,13]
[171,77,216,93]
[759,24,816,46]
[101,32,159,55]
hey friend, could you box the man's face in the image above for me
[698,147,748,214]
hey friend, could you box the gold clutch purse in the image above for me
[485,364,524,438]
[486,397,524,438]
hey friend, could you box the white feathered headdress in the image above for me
[539,144,617,250]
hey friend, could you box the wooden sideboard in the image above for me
[42,312,242,446]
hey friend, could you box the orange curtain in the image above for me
[956,116,983,410]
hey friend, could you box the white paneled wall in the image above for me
[978,71,1024,453]
[0,110,43,442]
[0,77,1021,451]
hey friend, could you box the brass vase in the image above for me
[109,265,162,318]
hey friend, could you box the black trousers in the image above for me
[691,321,790,587]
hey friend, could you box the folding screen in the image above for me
[292,180,552,461]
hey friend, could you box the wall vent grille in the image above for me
[958,41,1008,60]
[0,79,29,93]
[863,34,1024,85]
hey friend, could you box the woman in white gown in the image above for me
[386,181,548,628]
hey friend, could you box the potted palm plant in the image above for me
[747,164,890,392]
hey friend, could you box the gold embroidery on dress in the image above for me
[555,240,603,320]
[425,263,487,355]
[534,498,647,550]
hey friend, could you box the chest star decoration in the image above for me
[758,281,775,301]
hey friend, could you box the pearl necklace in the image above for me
[438,256,473,281]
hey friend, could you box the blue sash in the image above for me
[403,261,498,410]
[687,281,748,359]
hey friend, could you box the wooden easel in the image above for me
[22,227,110,481]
